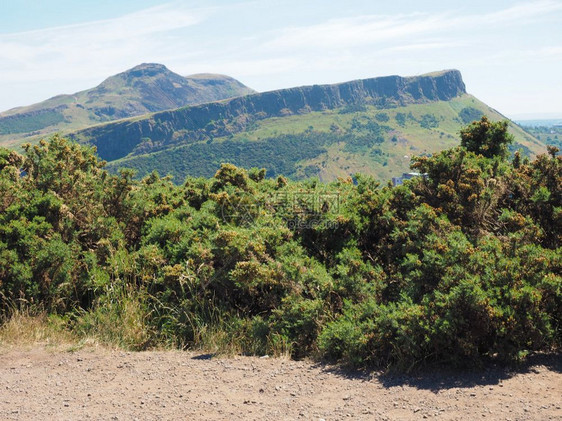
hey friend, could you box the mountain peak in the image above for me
[131,62,168,71]
[417,69,460,77]
[101,63,174,85]
[0,64,255,143]
[122,63,171,78]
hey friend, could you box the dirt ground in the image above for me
[0,347,560,420]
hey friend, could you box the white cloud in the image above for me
[215,57,303,77]
[378,41,464,54]
[265,13,449,50]
[4,4,202,41]
[480,0,562,23]
[264,1,562,51]
[535,45,562,57]
[459,43,562,66]
[0,3,206,84]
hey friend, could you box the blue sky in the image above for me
[1,0,561,118]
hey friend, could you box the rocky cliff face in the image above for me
[73,70,466,162]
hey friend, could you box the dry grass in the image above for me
[71,286,157,351]
[0,310,77,351]
[199,324,294,359]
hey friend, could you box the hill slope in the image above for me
[70,69,543,182]
[0,63,255,147]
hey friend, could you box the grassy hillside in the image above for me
[0,63,254,148]
[107,94,544,182]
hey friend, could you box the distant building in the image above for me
[392,172,425,186]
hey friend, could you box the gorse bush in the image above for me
[0,118,560,368]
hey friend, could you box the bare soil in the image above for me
[0,347,560,420]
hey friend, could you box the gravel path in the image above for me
[0,347,560,420]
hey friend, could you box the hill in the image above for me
[70,69,544,182]
[0,63,255,148]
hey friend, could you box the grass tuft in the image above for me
[72,285,155,351]
[0,309,75,351]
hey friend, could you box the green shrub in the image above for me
[0,129,560,369]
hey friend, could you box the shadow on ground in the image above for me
[191,353,215,360]
[316,351,561,392]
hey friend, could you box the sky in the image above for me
[0,0,561,119]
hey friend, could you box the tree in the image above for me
[460,116,513,159]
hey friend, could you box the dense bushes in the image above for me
[0,118,560,369]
